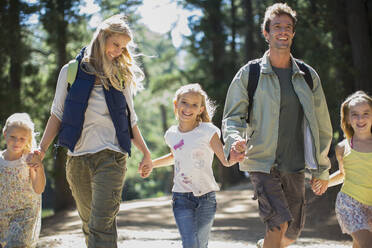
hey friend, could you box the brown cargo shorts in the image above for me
[250,167,306,240]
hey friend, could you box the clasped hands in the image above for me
[229,138,328,195]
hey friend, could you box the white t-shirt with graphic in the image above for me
[165,122,220,196]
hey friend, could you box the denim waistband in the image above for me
[172,191,216,200]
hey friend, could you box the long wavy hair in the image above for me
[340,91,372,139]
[82,14,144,93]
[2,113,37,155]
[173,83,216,123]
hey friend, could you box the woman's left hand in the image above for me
[138,153,153,178]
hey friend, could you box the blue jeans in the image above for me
[172,191,217,248]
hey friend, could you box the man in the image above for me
[222,3,332,248]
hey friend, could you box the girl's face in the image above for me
[175,92,205,124]
[348,101,372,135]
[105,33,131,61]
[4,126,30,156]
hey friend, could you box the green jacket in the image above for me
[222,51,332,180]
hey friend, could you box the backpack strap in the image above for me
[294,59,313,90]
[246,59,261,124]
[67,59,79,91]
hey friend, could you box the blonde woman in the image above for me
[34,15,152,247]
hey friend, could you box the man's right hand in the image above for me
[229,139,246,163]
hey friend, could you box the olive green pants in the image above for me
[66,149,127,248]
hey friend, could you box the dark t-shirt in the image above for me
[272,66,305,173]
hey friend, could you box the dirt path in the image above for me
[37,183,352,247]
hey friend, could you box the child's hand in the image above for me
[139,164,153,178]
[229,139,246,163]
[26,150,43,170]
[311,178,328,195]
[138,153,153,178]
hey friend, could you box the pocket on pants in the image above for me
[113,152,127,172]
[204,192,217,210]
[255,184,275,223]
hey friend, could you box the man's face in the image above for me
[263,14,295,51]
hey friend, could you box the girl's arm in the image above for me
[28,151,46,194]
[153,152,174,168]
[140,152,174,178]
[210,133,233,167]
[328,142,345,187]
[39,114,62,160]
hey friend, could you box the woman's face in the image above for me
[105,33,131,61]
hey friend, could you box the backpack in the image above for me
[246,58,313,124]
[66,59,79,91]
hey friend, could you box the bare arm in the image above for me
[28,151,46,194]
[39,114,61,160]
[140,152,174,178]
[153,152,174,168]
[210,133,232,167]
[132,124,152,174]
[328,142,345,187]
[312,141,345,194]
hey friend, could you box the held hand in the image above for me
[138,153,153,178]
[311,178,329,195]
[26,150,43,170]
[140,164,154,178]
[232,140,246,153]
[229,139,246,163]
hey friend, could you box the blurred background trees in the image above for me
[1,0,371,214]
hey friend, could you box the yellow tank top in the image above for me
[341,139,372,206]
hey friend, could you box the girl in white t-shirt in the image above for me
[142,83,234,248]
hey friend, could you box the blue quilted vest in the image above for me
[58,49,132,155]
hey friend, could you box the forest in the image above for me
[1,0,372,215]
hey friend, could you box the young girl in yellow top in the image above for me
[316,91,372,248]
[0,113,46,248]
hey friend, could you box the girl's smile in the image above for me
[175,92,205,131]
[349,101,372,135]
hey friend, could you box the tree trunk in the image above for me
[8,0,22,111]
[160,104,168,134]
[42,0,75,212]
[326,0,354,95]
[206,0,243,187]
[54,146,74,211]
[243,0,255,61]
[346,0,372,94]
[230,0,237,71]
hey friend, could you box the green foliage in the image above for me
[1,0,372,207]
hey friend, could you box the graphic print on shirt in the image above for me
[181,172,192,184]
[192,149,205,169]
[173,139,184,150]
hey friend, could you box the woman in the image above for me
[36,14,152,247]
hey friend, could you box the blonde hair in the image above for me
[83,14,144,93]
[173,83,216,123]
[2,113,37,155]
[340,91,372,139]
[262,3,297,33]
